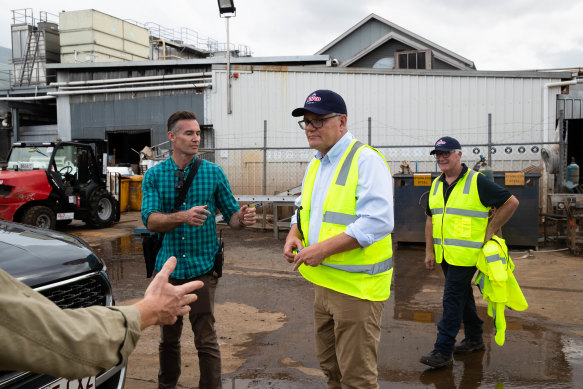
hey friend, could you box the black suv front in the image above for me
[0,220,126,389]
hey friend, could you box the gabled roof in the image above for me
[316,13,475,70]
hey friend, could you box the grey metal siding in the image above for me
[350,40,413,68]
[70,93,204,145]
[324,19,392,63]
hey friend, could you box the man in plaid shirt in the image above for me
[141,110,256,389]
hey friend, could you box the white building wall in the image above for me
[211,66,567,194]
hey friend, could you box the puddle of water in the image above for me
[98,235,583,388]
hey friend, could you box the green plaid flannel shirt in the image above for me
[141,156,239,279]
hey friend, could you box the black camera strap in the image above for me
[159,157,203,241]
[172,157,202,212]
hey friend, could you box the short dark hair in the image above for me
[167,110,197,133]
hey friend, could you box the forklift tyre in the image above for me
[85,188,117,228]
[22,206,57,230]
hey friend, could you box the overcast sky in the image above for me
[1,0,582,71]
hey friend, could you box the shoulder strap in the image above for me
[157,157,203,243]
[172,157,202,212]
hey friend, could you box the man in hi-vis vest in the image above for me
[283,90,394,388]
[420,136,519,369]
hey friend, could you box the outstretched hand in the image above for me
[239,204,257,227]
[135,257,203,330]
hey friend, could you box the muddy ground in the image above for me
[68,212,583,388]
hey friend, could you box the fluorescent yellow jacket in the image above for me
[476,235,528,346]
[298,140,393,301]
[429,169,490,266]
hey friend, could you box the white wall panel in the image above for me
[211,67,565,193]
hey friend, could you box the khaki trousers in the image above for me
[314,284,386,389]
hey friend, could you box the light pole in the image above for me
[217,0,236,114]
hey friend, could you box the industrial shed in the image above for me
[210,65,571,193]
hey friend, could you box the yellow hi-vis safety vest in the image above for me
[298,140,393,301]
[428,169,490,266]
[475,235,528,346]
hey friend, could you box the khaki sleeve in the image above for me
[0,269,141,380]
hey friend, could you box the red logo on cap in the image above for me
[306,93,321,103]
[436,140,447,146]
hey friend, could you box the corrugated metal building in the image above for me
[211,65,570,194]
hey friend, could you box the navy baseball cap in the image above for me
[292,90,347,117]
[430,136,462,155]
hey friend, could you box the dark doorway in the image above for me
[107,130,151,166]
[566,119,583,183]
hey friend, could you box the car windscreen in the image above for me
[7,146,53,170]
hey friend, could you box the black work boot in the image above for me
[419,350,453,368]
[454,338,485,354]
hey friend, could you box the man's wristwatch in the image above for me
[238,215,246,227]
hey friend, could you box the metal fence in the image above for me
[202,115,558,197]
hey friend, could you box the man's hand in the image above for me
[283,224,303,263]
[238,205,256,227]
[182,205,210,226]
[134,257,203,330]
[424,253,436,270]
[292,243,326,271]
[283,236,303,263]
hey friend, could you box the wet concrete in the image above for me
[68,214,583,388]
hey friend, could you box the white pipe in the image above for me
[47,83,212,96]
[58,77,212,90]
[0,95,56,101]
[543,78,579,141]
[49,72,212,87]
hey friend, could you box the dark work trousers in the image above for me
[158,273,221,389]
[434,260,483,356]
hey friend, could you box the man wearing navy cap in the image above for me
[284,90,394,388]
[421,136,519,368]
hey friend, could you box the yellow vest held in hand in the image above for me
[476,235,528,346]
[299,140,393,301]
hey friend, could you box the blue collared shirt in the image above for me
[291,132,394,247]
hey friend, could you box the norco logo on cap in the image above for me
[306,93,321,104]
[436,139,447,146]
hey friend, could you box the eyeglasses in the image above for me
[298,114,341,130]
[175,169,185,190]
[433,150,457,159]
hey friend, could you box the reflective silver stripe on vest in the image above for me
[443,238,484,249]
[322,257,393,275]
[335,141,363,186]
[433,238,442,245]
[486,253,507,265]
[323,211,359,226]
[444,208,489,218]
[463,170,476,194]
[477,273,485,292]
[432,208,444,215]
[433,180,441,196]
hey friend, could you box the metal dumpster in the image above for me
[393,173,540,247]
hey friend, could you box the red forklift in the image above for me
[0,141,120,229]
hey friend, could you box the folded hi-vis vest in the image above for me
[476,235,528,346]
[299,140,393,301]
[429,169,489,266]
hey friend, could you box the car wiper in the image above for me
[31,148,48,157]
